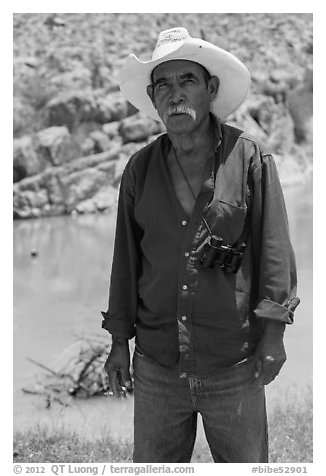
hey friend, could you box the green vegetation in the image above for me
[268,385,313,463]
[13,386,312,463]
[13,427,133,463]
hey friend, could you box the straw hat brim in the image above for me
[119,37,251,122]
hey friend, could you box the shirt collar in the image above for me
[209,113,222,152]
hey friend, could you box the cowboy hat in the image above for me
[119,27,251,122]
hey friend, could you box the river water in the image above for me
[13,179,312,440]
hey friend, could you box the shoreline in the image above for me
[14,370,312,439]
[13,162,313,222]
[13,378,313,463]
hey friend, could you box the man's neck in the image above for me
[167,116,214,160]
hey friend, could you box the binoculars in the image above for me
[200,235,247,273]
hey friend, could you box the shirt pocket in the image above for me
[205,198,248,245]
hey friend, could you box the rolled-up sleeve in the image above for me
[101,162,142,338]
[251,150,298,324]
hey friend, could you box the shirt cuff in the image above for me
[101,311,135,339]
[253,298,295,324]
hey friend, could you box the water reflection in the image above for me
[14,213,117,300]
[13,181,312,434]
[13,212,117,391]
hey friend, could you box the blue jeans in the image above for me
[133,350,268,463]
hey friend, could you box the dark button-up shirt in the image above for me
[102,120,297,377]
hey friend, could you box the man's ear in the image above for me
[208,76,220,101]
[147,85,156,108]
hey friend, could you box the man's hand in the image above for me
[104,338,132,397]
[255,322,286,386]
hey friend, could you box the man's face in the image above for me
[147,60,219,135]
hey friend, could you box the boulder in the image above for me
[81,137,95,156]
[59,168,109,211]
[267,114,295,154]
[44,89,135,130]
[102,121,120,139]
[231,94,296,154]
[13,96,36,138]
[119,113,163,144]
[35,126,72,166]
[13,148,119,218]
[227,115,268,144]
[13,171,66,218]
[13,135,45,182]
[112,140,151,184]
[274,148,311,187]
[245,95,279,134]
[94,91,132,123]
[288,79,313,143]
[75,185,117,214]
[13,188,49,216]
[45,90,97,129]
[62,147,120,174]
[89,130,111,152]
[259,70,302,105]
[50,67,92,91]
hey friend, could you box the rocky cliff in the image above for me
[13,13,313,219]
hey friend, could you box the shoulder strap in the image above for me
[233,158,254,246]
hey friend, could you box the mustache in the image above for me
[163,105,197,123]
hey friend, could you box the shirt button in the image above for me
[181,220,187,226]
[181,315,187,321]
[182,285,188,290]
[184,252,190,257]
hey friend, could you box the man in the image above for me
[101,27,299,463]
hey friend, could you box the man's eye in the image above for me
[155,82,168,90]
[183,77,195,84]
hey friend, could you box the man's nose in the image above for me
[168,83,184,104]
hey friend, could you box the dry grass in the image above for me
[268,384,313,462]
[13,427,132,463]
[13,385,312,463]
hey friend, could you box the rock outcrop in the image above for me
[13,13,313,219]
[119,113,165,144]
[13,141,152,218]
